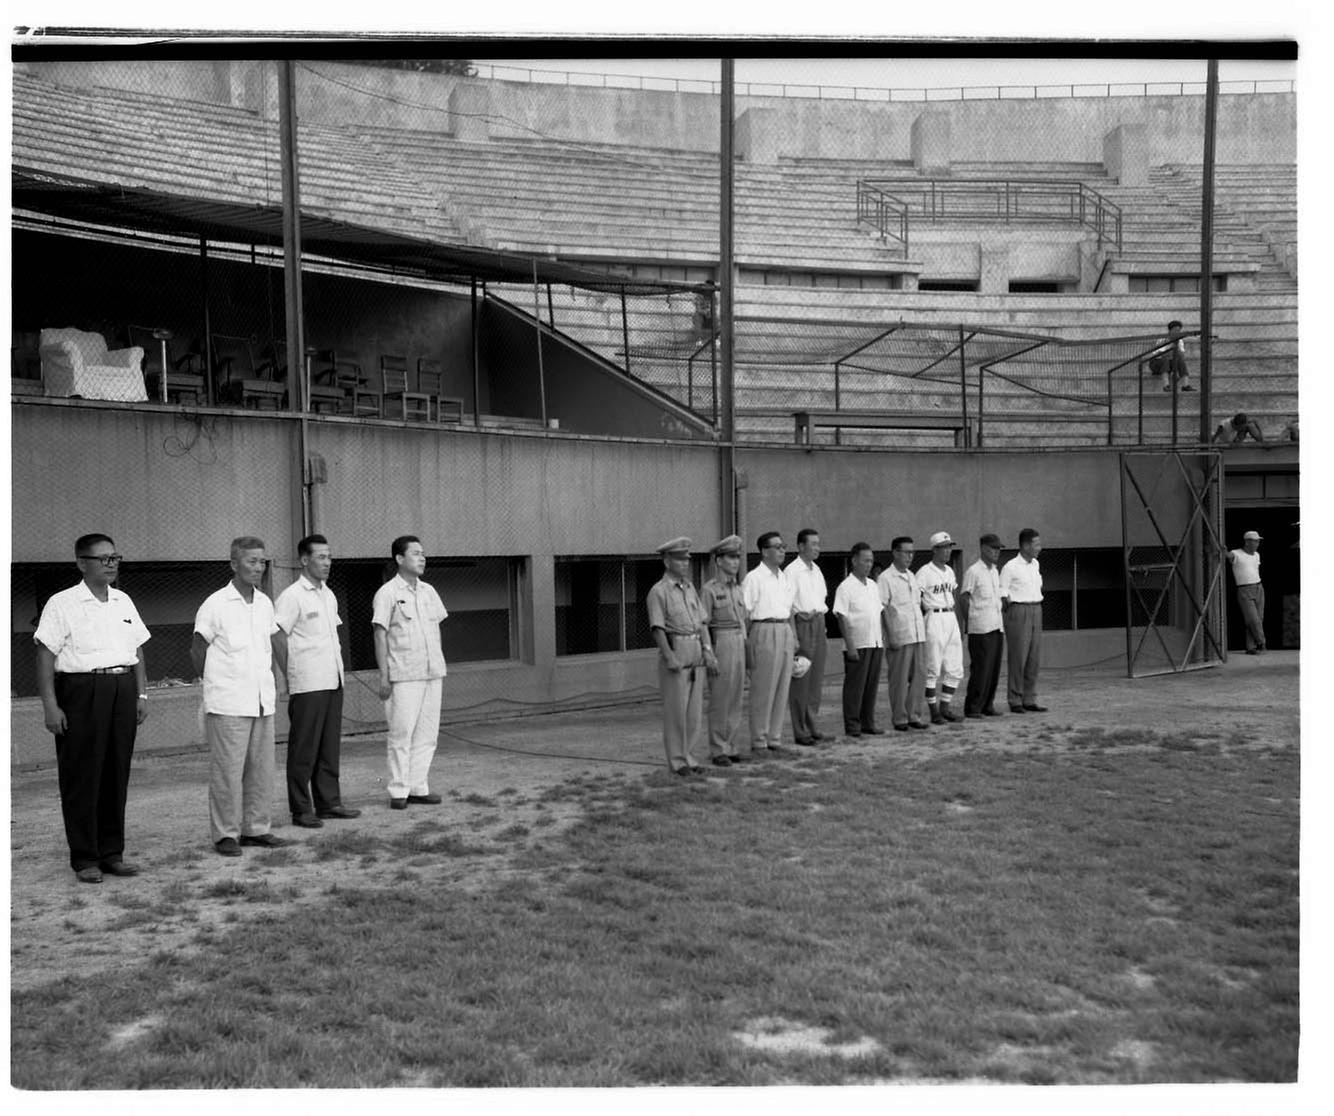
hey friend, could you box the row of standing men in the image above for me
[34,531,449,882]
[647,527,1049,775]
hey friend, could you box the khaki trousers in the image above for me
[207,713,275,844]
[747,621,795,751]
[707,628,745,758]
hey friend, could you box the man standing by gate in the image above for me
[1226,530,1267,654]
[1001,527,1047,713]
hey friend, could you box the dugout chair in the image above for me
[312,348,381,417]
[127,324,206,405]
[213,333,286,410]
[417,357,465,423]
[380,354,432,421]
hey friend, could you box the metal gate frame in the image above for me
[1120,450,1227,678]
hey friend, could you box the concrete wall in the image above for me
[18,59,1296,166]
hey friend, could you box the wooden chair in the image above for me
[127,324,205,405]
[312,349,380,417]
[213,333,285,410]
[381,354,432,421]
[417,357,465,423]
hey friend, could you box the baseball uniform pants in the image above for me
[924,611,964,690]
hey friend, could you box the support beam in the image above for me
[718,58,737,535]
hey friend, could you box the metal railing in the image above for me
[856,178,1123,251]
[472,64,1294,103]
[855,181,911,251]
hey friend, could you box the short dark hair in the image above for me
[230,536,266,561]
[1232,412,1249,427]
[75,532,114,556]
[757,531,782,552]
[849,542,873,560]
[1167,319,1183,330]
[979,533,1002,549]
[298,533,329,557]
[891,536,914,551]
[1018,528,1040,547]
[391,535,421,560]
[797,528,819,546]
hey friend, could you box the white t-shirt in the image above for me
[1228,549,1262,586]
[833,574,884,649]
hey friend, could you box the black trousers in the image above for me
[286,687,345,818]
[54,672,138,870]
[841,646,884,733]
[964,630,1004,715]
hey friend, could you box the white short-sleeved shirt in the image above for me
[916,562,958,611]
[371,574,448,682]
[1000,555,1044,603]
[34,582,150,673]
[273,574,344,694]
[742,564,796,621]
[878,565,925,647]
[960,560,1003,635]
[783,557,829,615]
[1227,549,1262,586]
[195,583,279,717]
[833,574,884,649]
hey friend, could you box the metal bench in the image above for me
[792,410,970,448]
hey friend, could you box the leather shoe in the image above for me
[99,860,140,877]
[689,765,704,774]
[711,756,733,767]
[981,706,1002,716]
[293,814,324,828]
[864,727,885,735]
[1009,704,1028,713]
[767,745,788,755]
[239,833,287,848]
[794,737,817,747]
[1022,703,1048,713]
[908,721,930,730]
[729,753,747,763]
[930,707,945,725]
[75,866,104,883]
[674,766,693,777]
[215,838,242,857]
[317,805,362,820]
[406,793,442,805]
[845,729,862,738]
[940,706,961,723]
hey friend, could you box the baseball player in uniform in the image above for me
[916,531,965,724]
[646,536,717,775]
[702,535,747,766]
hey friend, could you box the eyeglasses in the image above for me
[78,553,123,566]
[764,542,787,550]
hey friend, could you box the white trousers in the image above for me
[923,611,964,690]
[385,677,443,799]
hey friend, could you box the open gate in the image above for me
[1120,451,1227,677]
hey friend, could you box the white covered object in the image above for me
[791,654,812,679]
[39,327,147,402]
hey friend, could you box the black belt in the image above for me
[1009,601,1042,606]
[752,618,788,624]
[63,665,135,675]
[927,608,955,613]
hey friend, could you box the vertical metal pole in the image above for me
[1138,360,1144,445]
[533,259,547,427]
[958,326,970,448]
[200,237,213,405]
[1199,59,1219,446]
[1120,454,1133,676]
[278,60,310,536]
[471,278,482,427]
[1106,365,1114,446]
[719,58,737,532]
[546,283,554,328]
[710,287,719,424]
[977,363,985,447]
[620,288,631,377]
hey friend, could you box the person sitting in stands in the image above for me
[1149,320,1194,393]
[1284,418,1299,443]
[1213,412,1264,445]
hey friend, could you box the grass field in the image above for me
[11,724,1298,1088]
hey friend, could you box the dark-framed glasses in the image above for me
[79,553,124,566]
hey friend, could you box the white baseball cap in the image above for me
[1243,530,1262,541]
[929,531,953,549]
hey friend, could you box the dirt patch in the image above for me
[734,1016,881,1059]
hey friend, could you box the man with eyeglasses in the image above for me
[34,534,151,883]
[741,531,798,755]
[878,537,930,732]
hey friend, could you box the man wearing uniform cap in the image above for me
[960,533,1005,718]
[742,531,798,755]
[916,531,965,724]
[1225,530,1266,654]
[702,535,747,766]
[646,537,717,775]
